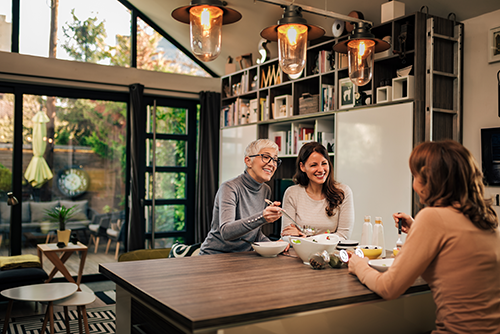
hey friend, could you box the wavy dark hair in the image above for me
[293,142,344,216]
[410,140,498,231]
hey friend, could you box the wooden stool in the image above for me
[50,291,96,334]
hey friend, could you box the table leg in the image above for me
[64,306,70,334]
[41,302,50,334]
[81,305,90,334]
[49,301,54,334]
[44,251,76,284]
[1,300,13,334]
[37,247,43,268]
[77,249,88,289]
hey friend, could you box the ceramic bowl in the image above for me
[290,234,340,264]
[369,258,394,272]
[358,245,383,259]
[251,241,288,258]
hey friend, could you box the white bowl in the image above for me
[290,234,340,264]
[252,241,288,258]
[368,258,394,272]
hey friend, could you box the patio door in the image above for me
[143,96,198,248]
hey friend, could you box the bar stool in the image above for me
[50,291,96,334]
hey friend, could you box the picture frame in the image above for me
[488,26,500,64]
[273,95,292,119]
[339,78,356,109]
[481,127,500,185]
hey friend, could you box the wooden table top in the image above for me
[38,242,87,252]
[99,251,429,332]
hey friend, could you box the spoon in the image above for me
[396,218,403,249]
[240,238,258,246]
[265,199,306,234]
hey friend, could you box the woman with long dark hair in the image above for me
[280,142,354,240]
[349,140,500,333]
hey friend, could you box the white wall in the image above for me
[463,9,500,213]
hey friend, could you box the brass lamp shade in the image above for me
[172,0,242,25]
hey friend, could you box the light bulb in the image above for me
[347,39,375,86]
[277,24,308,75]
[189,5,223,62]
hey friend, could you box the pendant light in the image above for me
[333,22,390,86]
[261,5,325,75]
[172,0,242,62]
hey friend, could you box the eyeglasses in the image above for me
[248,154,282,167]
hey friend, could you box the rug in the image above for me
[4,306,115,334]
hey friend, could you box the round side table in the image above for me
[1,282,78,334]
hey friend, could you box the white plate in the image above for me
[368,258,394,272]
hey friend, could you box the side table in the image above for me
[37,242,88,288]
[1,282,78,334]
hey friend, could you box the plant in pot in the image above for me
[45,205,77,247]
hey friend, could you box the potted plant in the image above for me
[45,205,77,246]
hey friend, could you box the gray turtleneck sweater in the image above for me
[200,170,272,255]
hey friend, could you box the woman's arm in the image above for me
[281,187,303,236]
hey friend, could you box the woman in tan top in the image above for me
[349,140,500,333]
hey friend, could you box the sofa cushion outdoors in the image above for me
[30,201,59,222]
[168,243,201,258]
[60,200,88,221]
[0,202,31,224]
[0,254,41,271]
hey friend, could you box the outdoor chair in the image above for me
[87,214,111,253]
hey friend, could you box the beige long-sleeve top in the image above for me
[281,183,354,240]
[354,206,500,333]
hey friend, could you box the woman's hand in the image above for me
[263,204,282,223]
[277,239,290,252]
[281,225,306,237]
[348,253,369,276]
[392,212,414,234]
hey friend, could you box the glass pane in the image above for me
[147,237,184,250]
[146,205,185,233]
[0,93,14,253]
[137,18,210,77]
[146,172,186,199]
[147,105,187,135]
[20,0,131,66]
[20,95,126,256]
[0,2,12,52]
[147,139,186,167]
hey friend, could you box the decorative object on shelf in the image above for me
[377,86,393,103]
[488,26,500,64]
[393,20,413,61]
[256,38,271,64]
[225,56,236,74]
[333,22,391,86]
[273,95,292,119]
[261,5,325,75]
[374,36,393,59]
[355,91,369,106]
[392,75,414,101]
[381,0,405,24]
[299,93,319,115]
[339,78,356,109]
[57,167,90,197]
[261,64,281,88]
[250,75,258,91]
[236,53,253,70]
[45,205,76,247]
[249,99,259,123]
[397,65,413,77]
[332,19,344,37]
[171,0,242,62]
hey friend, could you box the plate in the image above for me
[368,258,394,272]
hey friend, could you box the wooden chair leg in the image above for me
[105,239,112,254]
[115,241,121,260]
[2,300,13,334]
[94,236,100,253]
[64,306,70,334]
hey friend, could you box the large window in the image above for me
[0,0,213,77]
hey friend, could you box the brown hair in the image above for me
[409,140,498,231]
[293,142,344,216]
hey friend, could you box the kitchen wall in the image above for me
[463,9,500,213]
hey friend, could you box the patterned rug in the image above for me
[3,306,115,334]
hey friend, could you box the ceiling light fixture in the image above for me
[172,0,242,62]
[258,0,390,85]
[260,5,325,75]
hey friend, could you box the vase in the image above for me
[57,229,72,246]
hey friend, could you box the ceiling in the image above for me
[128,0,500,77]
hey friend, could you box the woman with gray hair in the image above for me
[200,139,285,254]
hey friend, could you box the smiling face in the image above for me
[245,148,279,183]
[300,151,330,186]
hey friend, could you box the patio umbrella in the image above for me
[24,111,53,188]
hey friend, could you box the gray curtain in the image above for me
[128,84,146,251]
[195,91,220,243]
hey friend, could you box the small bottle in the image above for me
[372,217,385,257]
[360,215,372,245]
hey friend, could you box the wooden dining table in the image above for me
[99,251,436,334]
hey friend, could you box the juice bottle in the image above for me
[371,217,385,257]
